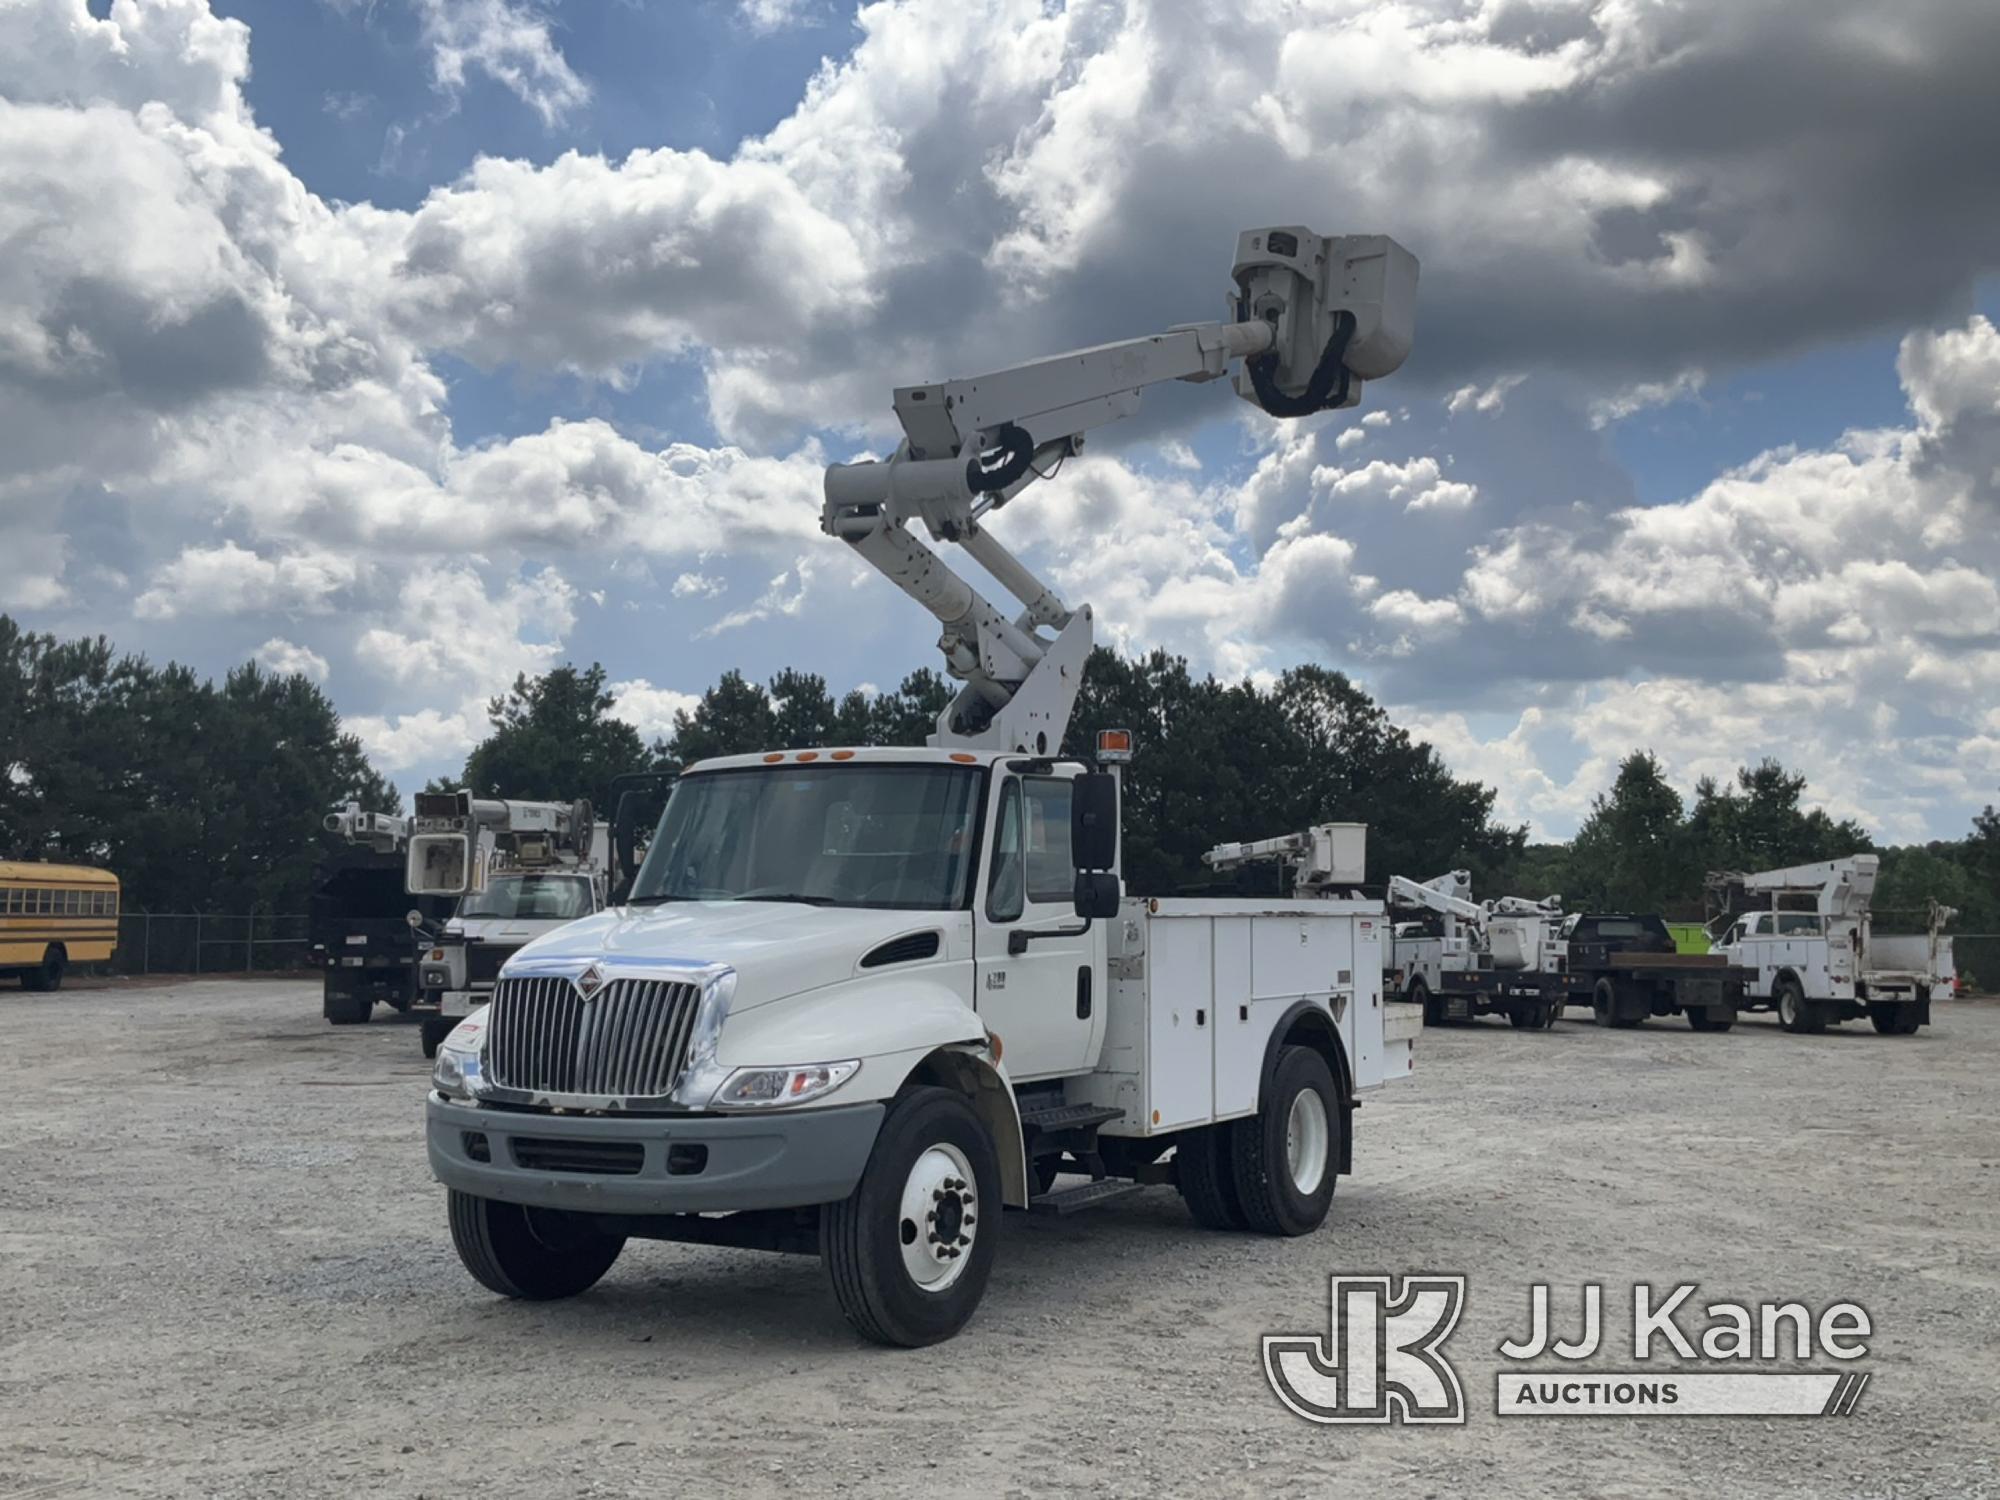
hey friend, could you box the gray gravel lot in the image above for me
[2,979,1997,1499]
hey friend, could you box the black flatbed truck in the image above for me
[1554,912,1753,1032]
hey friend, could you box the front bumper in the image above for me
[426,1095,885,1214]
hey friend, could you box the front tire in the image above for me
[420,1015,454,1058]
[821,1087,1001,1347]
[447,1191,625,1300]
[1230,1046,1341,1237]
[1177,1122,1248,1230]
[1776,979,1824,1034]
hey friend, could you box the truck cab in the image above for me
[420,867,607,1023]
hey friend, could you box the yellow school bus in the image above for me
[1,862,120,991]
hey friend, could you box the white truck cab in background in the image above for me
[423,224,1424,1345]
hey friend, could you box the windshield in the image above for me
[630,763,982,911]
[457,874,593,921]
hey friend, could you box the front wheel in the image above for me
[821,1087,1001,1347]
[1231,1046,1342,1237]
[447,1191,626,1300]
[420,1015,454,1058]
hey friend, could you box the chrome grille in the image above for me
[487,975,703,1101]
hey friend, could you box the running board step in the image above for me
[1017,1103,1124,1134]
[1028,1180,1144,1217]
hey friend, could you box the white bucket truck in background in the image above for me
[405,790,609,1057]
[1707,856,1955,1035]
[1382,870,1566,1029]
[424,227,1424,1345]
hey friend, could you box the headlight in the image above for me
[431,1009,489,1100]
[711,1060,860,1109]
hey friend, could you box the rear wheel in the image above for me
[1230,1046,1341,1237]
[1508,1002,1549,1030]
[1868,1002,1922,1035]
[20,946,65,992]
[1776,978,1823,1034]
[1410,978,1440,1027]
[324,991,372,1025]
[447,1191,626,1300]
[821,1087,1001,1347]
[1177,1122,1248,1230]
[1687,1006,1734,1033]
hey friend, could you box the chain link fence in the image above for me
[105,913,313,977]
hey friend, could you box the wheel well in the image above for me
[1268,1003,1354,1176]
[902,1047,1028,1209]
[1774,968,1803,996]
[45,943,66,963]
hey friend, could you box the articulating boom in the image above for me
[822,228,1418,754]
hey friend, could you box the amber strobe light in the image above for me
[1096,728,1133,763]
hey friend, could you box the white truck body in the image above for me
[1708,856,1952,1034]
[428,827,611,1022]
[1383,871,1564,1027]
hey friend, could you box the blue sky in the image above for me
[7,0,2000,842]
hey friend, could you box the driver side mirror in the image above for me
[1071,772,1118,871]
[1074,870,1121,921]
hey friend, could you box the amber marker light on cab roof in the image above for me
[830,750,855,760]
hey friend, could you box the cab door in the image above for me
[972,772,1104,1080]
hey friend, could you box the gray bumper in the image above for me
[426,1095,884,1214]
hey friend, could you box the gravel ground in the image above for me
[2,979,1997,1499]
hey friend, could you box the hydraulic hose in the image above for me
[1244,309,1359,418]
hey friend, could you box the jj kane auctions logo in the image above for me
[1265,1277,1874,1423]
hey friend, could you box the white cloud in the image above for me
[1314,456,1478,512]
[1447,373,1527,417]
[608,678,700,739]
[134,543,358,620]
[255,637,330,682]
[413,0,590,128]
[1589,370,1706,429]
[737,0,816,34]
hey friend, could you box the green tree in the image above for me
[1688,759,1871,875]
[459,664,649,811]
[0,617,395,913]
[1567,752,1694,914]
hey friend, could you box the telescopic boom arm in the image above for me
[823,228,1418,754]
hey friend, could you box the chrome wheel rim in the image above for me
[1781,990,1799,1026]
[898,1142,976,1292]
[1285,1089,1329,1196]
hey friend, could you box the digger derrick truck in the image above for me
[423,228,1424,1346]
[1706,856,1954,1035]
[1382,870,1565,1029]
[404,790,609,1057]
[313,802,452,1026]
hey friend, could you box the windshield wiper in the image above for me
[733,892,840,906]
[624,893,696,906]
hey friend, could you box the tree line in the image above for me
[0,616,396,913]
[1508,751,2000,932]
[6,612,1995,933]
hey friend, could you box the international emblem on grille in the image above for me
[575,963,605,998]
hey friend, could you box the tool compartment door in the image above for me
[1146,916,1215,1129]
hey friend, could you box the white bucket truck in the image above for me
[424,227,1425,1344]
[406,791,609,1056]
[1383,870,1565,1029]
[1707,856,1955,1035]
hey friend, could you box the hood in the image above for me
[508,901,958,1011]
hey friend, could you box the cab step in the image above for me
[1028,1179,1144,1217]
[1018,1102,1124,1134]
